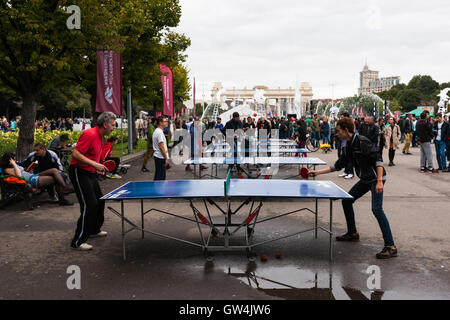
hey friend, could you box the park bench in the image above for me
[0,170,34,210]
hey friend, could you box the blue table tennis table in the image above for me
[101,179,352,261]
[184,156,327,180]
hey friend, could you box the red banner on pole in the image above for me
[160,64,173,117]
[95,51,122,115]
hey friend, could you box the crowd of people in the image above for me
[0,115,95,132]
[1,109,449,256]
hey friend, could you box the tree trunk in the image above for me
[16,95,38,161]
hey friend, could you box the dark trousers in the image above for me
[388,148,395,163]
[412,131,417,147]
[105,157,120,174]
[69,166,105,248]
[446,141,450,162]
[344,160,354,175]
[154,157,166,180]
[336,139,342,156]
[342,180,394,247]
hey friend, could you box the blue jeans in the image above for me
[313,132,321,147]
[342,180,395,247]
[321,132,330,144]
[435,140,447,169]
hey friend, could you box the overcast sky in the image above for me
[176,0,450,100]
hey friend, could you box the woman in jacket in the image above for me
[384,118,401,166]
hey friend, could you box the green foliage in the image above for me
[377,75,449,112]
[407,75,440,98]
[338,95,384,116]
[397,89,424,112]
[0,128,129,155]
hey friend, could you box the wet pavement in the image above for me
[0,146,449,300]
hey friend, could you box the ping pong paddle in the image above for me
[103,160,116,173]
[165,162,171,170]
[300,167,309,180]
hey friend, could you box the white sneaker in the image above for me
[344,174,354,179]
[338,173,347,177]
[111,173,122,179]
[72,243,93,251]
[90,231,108,238]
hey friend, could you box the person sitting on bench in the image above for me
[48,134,69,152]
[1,152,73,206]
[20,142,70,198]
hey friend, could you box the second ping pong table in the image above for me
[101,179,352,261]
[184,156,327,180]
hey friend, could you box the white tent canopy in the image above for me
[218,103,261,122]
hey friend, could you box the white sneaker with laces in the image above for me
[344,174,354,179]
[338,173,347,177]
[90,231,108,238]
[72,243,93,251]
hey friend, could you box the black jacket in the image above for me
[416,119,433,143]
[403,118,413,134]
[331,134,386,183]
[433,121,450,142]
[359,123,380,145]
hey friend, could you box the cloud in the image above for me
[177,0,450,99]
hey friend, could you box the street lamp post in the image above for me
[127,82,133,154]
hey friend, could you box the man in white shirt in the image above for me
[152,116,169,180]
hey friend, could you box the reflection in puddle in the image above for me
[227,263,384,300]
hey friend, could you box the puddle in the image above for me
[223,262,449,300]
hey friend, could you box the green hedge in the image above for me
[0,129,130,155]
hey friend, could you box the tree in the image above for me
[440,82,450,90]
[0,83,20,119]
[0,0,121,160]
[407,75,440,99]
[397,89,424,112]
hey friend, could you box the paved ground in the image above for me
[0,143,449,300]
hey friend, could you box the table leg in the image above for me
[315,198,318,239]
[329,200,333,261]
[141,199,144,239]
[121,200,126,261]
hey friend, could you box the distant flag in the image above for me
[159,64,174,118]
[95,50,122,115]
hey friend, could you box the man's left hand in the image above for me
[376,181,384,194]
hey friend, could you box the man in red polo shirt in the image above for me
[69,112,115,251]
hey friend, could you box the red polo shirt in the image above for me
[70,126,104,173]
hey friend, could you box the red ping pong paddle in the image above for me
[103,160,116,173]
[165,163,171,170]
[300,167,309,180]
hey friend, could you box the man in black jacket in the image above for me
[402,113,413,155]
[416,112,437,172]
[309,117,397,259]
[224,112,244,157]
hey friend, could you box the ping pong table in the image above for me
[101,178,352,261]
[184,156,326,180]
